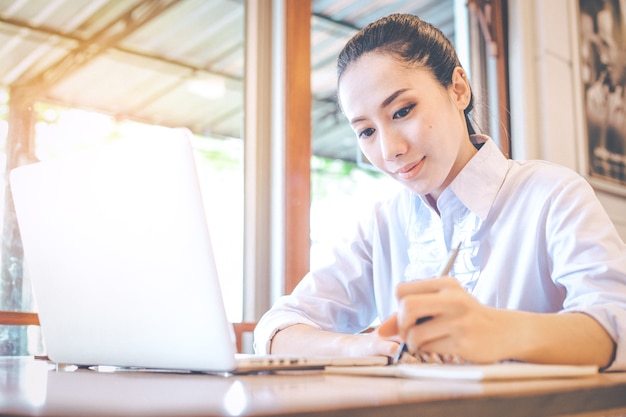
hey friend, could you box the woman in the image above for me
[254,13,626,370]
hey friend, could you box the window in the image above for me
[0,0,246,354]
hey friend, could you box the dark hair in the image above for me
[337,13,476,135]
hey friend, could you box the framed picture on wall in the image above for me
[578,0,626,194]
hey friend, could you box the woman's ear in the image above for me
[450,67,472,110]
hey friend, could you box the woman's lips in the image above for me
[395,157,424,180]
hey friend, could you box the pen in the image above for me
[392,241,462,365]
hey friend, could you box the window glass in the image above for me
[0,0,246,356]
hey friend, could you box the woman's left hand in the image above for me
[378,277,510,363]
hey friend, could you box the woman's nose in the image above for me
[380,128,407,160]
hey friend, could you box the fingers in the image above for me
[377,313,398,337]
[404,318,448,352]
[373,338,403,359]
[379,296,447,337]
[380,278,457,339]
[389,278,467,353]
[380,278,467,355]
[396,293,443,337]
[346,331,402,359]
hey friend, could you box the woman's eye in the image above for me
[393,103,416,119]
[358,128,375,139]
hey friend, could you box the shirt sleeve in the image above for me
[253,192,411,355]
[253,209,380,355]
[547,173,626,371]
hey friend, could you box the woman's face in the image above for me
[338,52,475,200]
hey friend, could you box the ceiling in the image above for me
[0,0,455,162]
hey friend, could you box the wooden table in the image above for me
[2,357,626,417]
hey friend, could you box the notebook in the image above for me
[325,362,598,381]
[10,131,387,374]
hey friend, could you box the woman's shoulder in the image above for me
[498,159,604,218]
[506,158,589,192]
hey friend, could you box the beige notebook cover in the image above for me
[325,362,598,381]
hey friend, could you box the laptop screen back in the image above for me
[10,133,238,372]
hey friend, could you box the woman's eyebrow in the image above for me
[381,88,410,108]
[349,88,411,126]
[349,116,365,126]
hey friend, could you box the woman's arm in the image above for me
[270,323,400,359]
[254,193,412,356]
[498,309,615,368]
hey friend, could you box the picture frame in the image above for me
[577,0,626,195]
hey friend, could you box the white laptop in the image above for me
[10,131,387,374]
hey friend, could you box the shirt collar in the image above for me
[444,135,509,220]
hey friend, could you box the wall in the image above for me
[508,0,626,240]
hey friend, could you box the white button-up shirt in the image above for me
[254,137,626,370]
